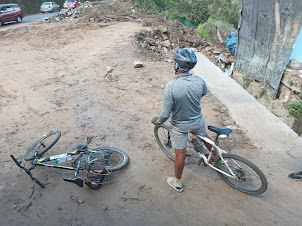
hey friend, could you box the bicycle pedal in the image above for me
[63,177,84,187]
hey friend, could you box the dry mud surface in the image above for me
[0,21,300,225]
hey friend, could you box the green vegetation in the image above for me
[196,17,234,42]
[133,0,239,28]
[289,80,294,86]
[287,99,302,116]
[171,12,185,21]
[259,88,267,98]
[243,75,254,89]
[196,22,211,40]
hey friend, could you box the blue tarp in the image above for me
[179,19,198,28]
[224,32,238,53]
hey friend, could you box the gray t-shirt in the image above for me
[157,73,208,129]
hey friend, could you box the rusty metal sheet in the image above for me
[235,0,302,99]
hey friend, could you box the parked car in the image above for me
[40,2,60,13]
[63,0,81,9]
[0,4,23,27]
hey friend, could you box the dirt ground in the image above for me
[0,13,301,226]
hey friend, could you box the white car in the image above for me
[40,2,60,13]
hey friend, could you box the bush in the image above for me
[171,12,185,20]
[196,17,233,42]
[188,0,210,25]
[287,99,302,116]
[196,22,211,40]
[133,0,160,14]
[133,0,239,28]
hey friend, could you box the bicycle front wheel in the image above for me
[86,147,129,172]
[154,124,176,161]
[214,153,268,195]
[24,131,61,161]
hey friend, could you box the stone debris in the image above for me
[77,199,84,204]
[104,66,118,82]
[106,66,114,73]
[288,59,302,70]
[223,120,233,126]
[134,61,144,68]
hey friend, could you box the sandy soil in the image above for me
[0,21,300,225]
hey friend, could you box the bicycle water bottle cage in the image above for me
[208,126,232,139]
[63,177,84,187]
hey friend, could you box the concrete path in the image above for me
[193,52,302,164]
[192,53,302,219]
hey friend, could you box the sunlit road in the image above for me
[0,10,63,31]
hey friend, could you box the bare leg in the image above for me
[174,148,186,179]
[202,133,218,156]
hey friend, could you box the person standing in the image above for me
[152,48,213,192]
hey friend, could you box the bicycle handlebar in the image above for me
[10,154,45,188]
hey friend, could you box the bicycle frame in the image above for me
[34,150,85,170]
[190,134,237,179]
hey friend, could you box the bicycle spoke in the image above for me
[214,154,267,195]
[154,125,176,160]
[86,147,129,172]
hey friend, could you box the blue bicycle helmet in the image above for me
[173,48,197,70]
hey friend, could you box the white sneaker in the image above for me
[167,177,184,192]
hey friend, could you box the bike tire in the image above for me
[86,147,129,172]
[214,153,268,195]
[24,131,61,161]
[154,124,176,161]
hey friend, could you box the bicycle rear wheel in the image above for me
[154,124,176,161]
[24,131,61,161]
[214,153,268,195]
[86,147,129,172]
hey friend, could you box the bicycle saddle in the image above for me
[208,126,232,139]
[63,177,84,187]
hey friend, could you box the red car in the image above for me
[63,0,81,9]
[0,4,23,27]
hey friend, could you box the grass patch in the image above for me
[287,99,302,116]
[243,75,254,89]
[259,88,267,98]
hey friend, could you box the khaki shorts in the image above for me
[169,120,206,149]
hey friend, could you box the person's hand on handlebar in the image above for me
[151,116,160,125]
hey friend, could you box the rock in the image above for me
[161,84,165,89]
[105,72,118,82]
[162,40,171,47]
[223,120,232,126]
[162,27,168,34]
[150,46,157,52]
[106,66,114,73]
[134,61,144,68]
[145,37,156,46]
[213,49,221,54]
[77,199,84,204]
[288,59,302,70]
[162,33,169,40]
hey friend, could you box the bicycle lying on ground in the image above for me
[10,131,129,188]
[154,124,268,195]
